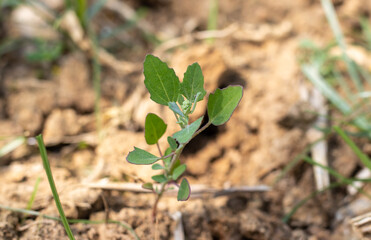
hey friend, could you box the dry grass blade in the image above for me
[350,212,371,239]
[307,88,330,190]
[0,136,26,158]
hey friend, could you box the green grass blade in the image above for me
[333,126,371,170]
[347,177,371,182]
[87,23,102,140]
[303,156,350,184]
[304,156,371,185]
[207,0,219,31]
[76,0,87,27]
[332,68,353,102]
[303,155,371,199]
[0,38,21,56]
[360,17,371,50]
[302,64,371,137]
[321,0,362,91]
[0,136,26,158]
[282,182,344,223]
[274,150,308,184]
[26,176,41,211]
[207,0,219,43]
[302,64,351,113]
[22,176,41,222]
[36,134,75,240]
[357,64,371,89]
[274,136,326,184]
[87,0,107,20]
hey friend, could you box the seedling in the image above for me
[126,54,243,220]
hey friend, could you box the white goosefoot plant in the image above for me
[126,54,243,220]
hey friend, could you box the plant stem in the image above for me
[156,142,163,157]
[159,152,175,162]
[152,182,166,222]
[153,144,184,221]
[167,144,185,173]
[192,121,211,140]
[152,121,211,221]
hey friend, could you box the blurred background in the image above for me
[1,0,371,239]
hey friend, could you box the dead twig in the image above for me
[104,0,153,34]
[18,219,55,231]
[154,24,238,54]
[171,211,185,240]
[155,21,293,54]
[306,88,330,190]
[100,192,110,224]
[60,10,140,75]
[85,180,271,198]
[350,211,371,239]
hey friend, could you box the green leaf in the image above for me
[177,178,190,201]
[167,136,178,150]
[163,147,173,166]
[127,147,159,165]
[144,55,180,105]
[173,117,203,143]
[333,126,371,170]
[152,163,164,170]
[168,102,185,117]
[207,86,243,126]
[178,95,185,105]
[142,182,153,190]
[152,174,167,183]
[172,164,186,180]
[181,63,206,102]
[145,113,167,145]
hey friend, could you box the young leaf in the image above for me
[144,55,180,105]
[152,163,164,170]
[172,164,186,180]
[167,136,178,150]
[207,86,243,126]
[173,116,203,143]
[127,147,159,165]
[168,102,185,117]
[152,174,167,183]
[181,63,206,102]
[177,178,191,201]
[145,113,167,145]
[142,182,153,190]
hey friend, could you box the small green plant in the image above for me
[127,54,243,220]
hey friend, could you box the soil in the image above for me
[1,0,371,239]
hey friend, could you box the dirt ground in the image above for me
[1,0,371,239]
